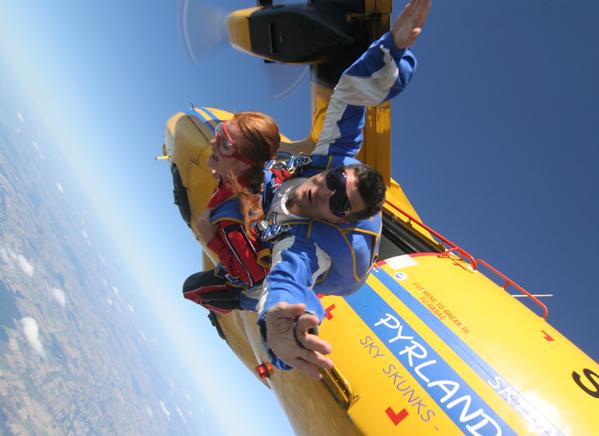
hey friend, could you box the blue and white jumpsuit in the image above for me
[257,31,418,368]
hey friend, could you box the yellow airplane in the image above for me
[159,1,599,434]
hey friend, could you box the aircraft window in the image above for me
[379,212,442,261]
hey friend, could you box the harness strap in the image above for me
[259,153,328,251]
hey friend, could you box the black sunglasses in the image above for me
[326,168,351,217]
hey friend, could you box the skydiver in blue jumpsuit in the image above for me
[259,0,432,378]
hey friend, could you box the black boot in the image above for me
[182,269,242,314]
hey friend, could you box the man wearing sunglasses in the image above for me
[258,0,432,379]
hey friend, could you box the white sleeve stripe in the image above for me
[312,45,398,156]
[312,243,332,285]
[332,46,399,106]
[257,236,296,315]
[313,99,347,154]
[256,237,331,315]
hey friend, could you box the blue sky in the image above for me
[1,0,597,434]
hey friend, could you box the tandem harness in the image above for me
[255,154,319,267]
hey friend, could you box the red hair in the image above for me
[225,112,280,233]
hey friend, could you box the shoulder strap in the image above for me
[210,197,244,223]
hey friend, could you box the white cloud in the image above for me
[175,405,187,424]
[34,142,44,160]
[50,287,66,307]
[183,389,192,403]
[0,247,10,264]
[17,255,34,277]
[106,297,113,306]
[98,254,106,265]
[56,183,64,194]
[139,330,147,342]
[15,127,21,134]
[166,376,175,391]
[146,406,153,418]
[19,317,44,356]
[112,286,120,297]
[159,401,171,420]
[0,247,33,278]
[0,246,18,265]
[16,112,24,123]
[127,304,135,314]
[101,277,108,287]
[80,228,92,246]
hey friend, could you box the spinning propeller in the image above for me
[178,0,309,100]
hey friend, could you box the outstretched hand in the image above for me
[392,0,432,49]
[264,303,334,380]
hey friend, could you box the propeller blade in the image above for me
[262,62,309,100]
[178,0,229,64]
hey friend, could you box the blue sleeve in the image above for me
[258,235,327,322]
[257,235,329,370]
[312,31,417,159]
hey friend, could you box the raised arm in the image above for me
[393,0,431,49]
[312,0,431,159]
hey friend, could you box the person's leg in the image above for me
[182,269,242,313]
